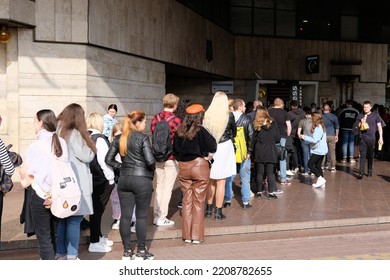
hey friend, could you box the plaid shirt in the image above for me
[150,111,181,160]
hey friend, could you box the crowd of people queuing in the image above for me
[0,94,387,260]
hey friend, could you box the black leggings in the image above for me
[308,154,325,178]
[118,175,153,252]
[255,162,277,193]
[89,181,114,243]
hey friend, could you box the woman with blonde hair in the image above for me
[251,106,281,199]
[86,112,115,253]
[105,110,156,260]
[203,91,236,219]
[299,112,328,188]
[56,103,96,260]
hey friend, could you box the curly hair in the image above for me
[176,113,203,140]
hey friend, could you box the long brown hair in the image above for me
[176,113,203,140]
[311,112,325,133]
[119,110,145,156]
[253,106,273,131]
[37,109,63,157]
[57,103,97,154]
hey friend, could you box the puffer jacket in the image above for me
[105,131,156,179]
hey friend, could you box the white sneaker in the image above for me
[130,221,136,233]
[155,218,175,226]
[99,236,114,247]
[111,219,120,230]
[313,176,326,188]
[286,170,295,176]
[89,242,112,253]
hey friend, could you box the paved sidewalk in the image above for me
[1,158,390,256]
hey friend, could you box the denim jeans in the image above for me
[224,174,235,202]
[224,159,251,203]
[300,140,311,173]
[279,137,287,181]
[342,130,355,158]
[56,215,83,259]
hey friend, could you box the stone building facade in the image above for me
[0,0,387,163]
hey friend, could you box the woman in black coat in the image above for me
[251,106,281,199]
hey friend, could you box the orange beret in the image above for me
[186,104,205,115]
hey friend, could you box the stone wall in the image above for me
[15,29,165,155]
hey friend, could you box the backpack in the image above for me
[38,141,81,219]
[152,114,175,162]
[90,133,111,184]
[234,126,247,163]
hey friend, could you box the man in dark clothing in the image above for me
[247,100,263,121]
[268,98,292,186]
[339,100,359,163]
[354,101,383,179]
[287,100,306,173]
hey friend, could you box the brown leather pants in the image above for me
[179,157,210,241]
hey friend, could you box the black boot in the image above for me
[214,208,226,220]
[205,204,213,218]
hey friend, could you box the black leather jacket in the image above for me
[105,131,156,179]
[236,113,254,154]
[219,112,237,143]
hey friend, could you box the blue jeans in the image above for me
[56,215,83,259]
[342,130,355,158]
[279,138,287,181]
[224,159,252,203]
[300,140,311,173]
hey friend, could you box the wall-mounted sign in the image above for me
[212,81,233,95]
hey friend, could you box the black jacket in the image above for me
[105,131,156,179]
[219,112,237,143]
[251,122,281,163]
[236,113,254,153]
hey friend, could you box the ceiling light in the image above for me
[0,26,11,44]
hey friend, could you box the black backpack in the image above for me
[90,133,111,184]
[152,114,175,162]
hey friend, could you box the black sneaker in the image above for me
[177,201,182,209]
[122,250,133,260]
[255,192,262,199]
[131,249,154,260]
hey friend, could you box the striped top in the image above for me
[0,138,15,176]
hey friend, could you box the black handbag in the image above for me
[275,144,287,161]
[0,144,23,193]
